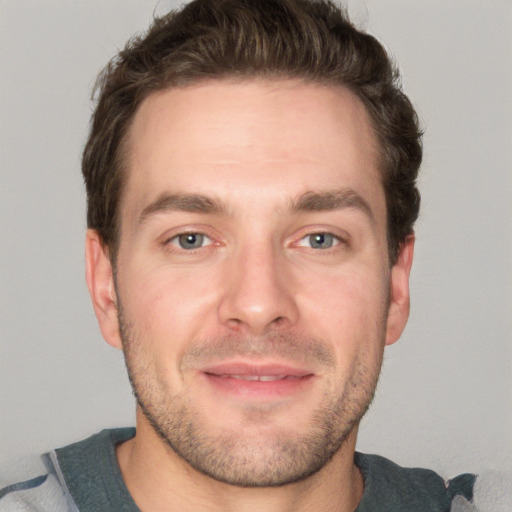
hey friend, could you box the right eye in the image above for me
[169,233,212,250]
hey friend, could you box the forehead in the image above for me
[122,79,384,223]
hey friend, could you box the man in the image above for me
[0,0,477,510]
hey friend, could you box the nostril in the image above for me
[226,318,243,331]
[272,316,286,327]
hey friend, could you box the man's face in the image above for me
[88,79,412,486]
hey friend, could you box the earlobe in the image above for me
[85,229,122,349]
[385,235,415,346]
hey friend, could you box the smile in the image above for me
[214,374,301,381]
[199,362,315,399]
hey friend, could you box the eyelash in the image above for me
[296,232,344,250]
[162,230,346,254]
[165,232,214,251]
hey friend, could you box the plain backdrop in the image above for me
[1,0,511,505]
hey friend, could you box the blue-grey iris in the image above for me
[310,233,334,249]
[178,233,204,249]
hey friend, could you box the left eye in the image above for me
[170,233,212,250]
[298,233,340,249]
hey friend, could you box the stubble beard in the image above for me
[118,311,385,488]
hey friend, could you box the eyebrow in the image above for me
[290,189,374,220]
[137,187,374,226]
[138,193,226,225]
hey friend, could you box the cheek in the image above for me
[296,266,389,353]
[118,262,223,346]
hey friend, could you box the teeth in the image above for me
[222,375,297,381]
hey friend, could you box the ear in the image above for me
[85,229,122,349]
[385,235,415,346]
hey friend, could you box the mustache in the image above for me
[179,332,336,371]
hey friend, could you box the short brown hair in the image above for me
[82,0,422,263]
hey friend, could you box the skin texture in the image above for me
[86,79,414,512]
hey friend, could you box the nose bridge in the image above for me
[218,234,298,334]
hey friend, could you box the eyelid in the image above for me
[295,232,342,249]
[158,225,221,252]
[167,232,213,248]
[290,225,350,246]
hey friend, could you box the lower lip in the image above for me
[203,373,314,399]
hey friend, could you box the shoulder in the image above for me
[355,452,477,512]
[0,428,136,512]
[0,454,75,512]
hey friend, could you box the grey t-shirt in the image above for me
[0,428,476,511]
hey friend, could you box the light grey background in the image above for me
[1,0,511,502]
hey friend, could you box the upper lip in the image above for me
[201,361,313,378]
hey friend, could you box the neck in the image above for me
[116,411,364,512]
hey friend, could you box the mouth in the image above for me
[215,374,302,382]
[200,362,315,399]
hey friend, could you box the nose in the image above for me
[217,242,299,336]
